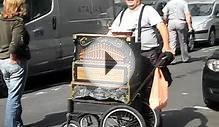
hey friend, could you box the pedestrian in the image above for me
[108,0,173,126]
[162,0,193,63]
[0,0,30,127]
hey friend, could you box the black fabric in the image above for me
[131,97,155,127]
[160,67,173,87]
[140,48,161,99]
[119,8,127,26]
[137,4,147,42]
[156,52,174,86]
[157,51,174,66]
[0,72,8,98]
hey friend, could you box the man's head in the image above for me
[125,0,141,10]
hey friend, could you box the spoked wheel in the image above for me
[79,114,100,127]
[100,105,146,127]
[143,105,161,127]
[61,120,80,127]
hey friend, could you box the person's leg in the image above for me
[139,49,160,127]
[2,59,28,127]
[177,24,190,62]
[168,22,178,55]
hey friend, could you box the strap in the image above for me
[119,8,127,26]
[119,4,149,43]
[137,4,146,42]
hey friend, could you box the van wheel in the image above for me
[208,30,216,46]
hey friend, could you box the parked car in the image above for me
[202,49,219,106]
[188,0,219,46]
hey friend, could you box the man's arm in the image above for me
[185,11,193,31]
[184,3,193,31]
[156,22,172,53]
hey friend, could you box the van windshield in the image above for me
[189,3,213,16]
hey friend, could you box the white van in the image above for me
[0,0,116,76]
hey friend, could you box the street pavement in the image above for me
[0,45,219,127]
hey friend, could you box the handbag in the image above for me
[149,67,168,110]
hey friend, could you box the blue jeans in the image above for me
[0,59,28,127]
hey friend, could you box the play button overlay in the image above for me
[105,51,117,75]
[80,36,136,86]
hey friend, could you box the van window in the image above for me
[26,0,52,21]
[214,4,219,15]
[59,0,114,21]
[59,0,93,21]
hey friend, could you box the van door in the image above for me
[25,0,61,76]
[56,0,115,70]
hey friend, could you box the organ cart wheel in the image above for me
[144,107,161,127]
[79,114,100,127]
[100,105,146,127]
[61,120,80,127]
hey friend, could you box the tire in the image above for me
[158,112,163,127]
[100,105,146,127]
[203,97,214,108]
[208,30,216,46]
[79,114,99,127]
[61,120,80,127]
[188,36,195,52]
[144,106,161,127]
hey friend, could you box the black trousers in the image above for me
[130,47,161,126]
[130,46,161,99]
[139,47,161,100]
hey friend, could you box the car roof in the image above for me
[186,0,218,4]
